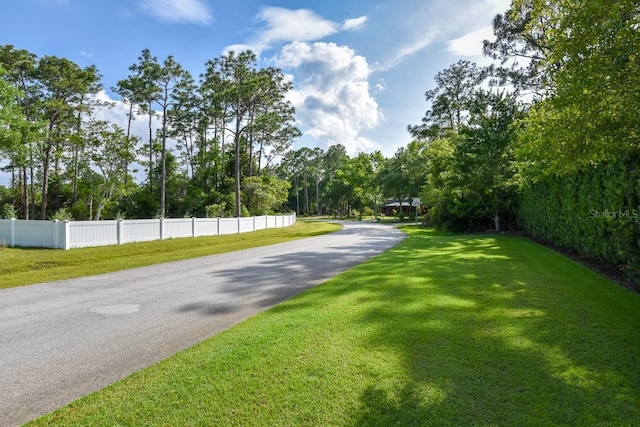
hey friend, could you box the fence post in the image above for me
[160,218,165,240]
[52,220,59,249]
[237,217,241,234]
[117,219,123,245]
[10,218,15,247]
[192,217,197,237]
[217,217,220,235]
[63,220,70,250]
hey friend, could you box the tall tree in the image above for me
[458,90,523,231]
[168,72,201,179]
[202,50,298,217]
[125,49,162,191]
[0,66,30,182]
[84,120,136,220]
[377,148,412,216]
[0,45,40,218]
[408,61,486,140]
[155,56,189,218]
[482,0,556,95]
[36,55,101,219]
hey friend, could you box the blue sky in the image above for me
[1,0,511,181]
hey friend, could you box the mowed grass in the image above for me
[0,221,341,289]
[29,227,640,426]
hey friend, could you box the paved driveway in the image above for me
[0,222,404,426]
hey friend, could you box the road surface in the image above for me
[0,221,404,426]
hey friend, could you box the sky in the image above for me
[0,0,512,185]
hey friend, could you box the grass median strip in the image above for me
[28,227,640,426]
[0,221,341,289]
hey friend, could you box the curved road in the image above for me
[0,222,404,426]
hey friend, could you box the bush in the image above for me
[1,203,16,219]
[205,202,227,218]
[518,150,640,283]
[49,207,74,221]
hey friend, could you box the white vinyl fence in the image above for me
[0,214,296,250]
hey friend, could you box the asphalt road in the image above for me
[0,221,405,426]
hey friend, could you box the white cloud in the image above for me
[258,7,338,43]
[447,26,495,57]
[139,0,212,25]
[342,16,367,31]
[223,7,368,56]
[276,42,383,155]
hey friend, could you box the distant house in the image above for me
[381,198,422,217]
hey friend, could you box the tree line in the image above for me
[279,0,639,283]
[1,1,638,281]
[0,47,298,220]
[409,0,640,283]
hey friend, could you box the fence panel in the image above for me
[254,216,268,231]
[0,219,12,245]
[13,220,56,248]
[122,219,161,243]
[196,218,219,237]
[68,220,118,249]
[2,214,295,249]
[164,218,193,239]
[239,217,254,233]
[219,218,238,235]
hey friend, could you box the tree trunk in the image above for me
[40,138,53,220]
[124,100,134,177]
[148,102,153,189]
[234,120,242,218]
[315,172,320,215]
[304,173,309,215]
[160,102,167,218]
[30,162,35,220]
[295,175,300,215]
[22,167,29,220]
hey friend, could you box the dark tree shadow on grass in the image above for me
[329,228,640,426]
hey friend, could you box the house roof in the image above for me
[383,198,421,208]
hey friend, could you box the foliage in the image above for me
[482,0,555,95]
[518,150,640,282]
[205,202,227,218]
[49,207,73,221]
[408,61,486,139]
[377,141,427,216]
[512,0,640,282]
[0,45,299,220]
[410,59,523,232]
[1,203,16,219]
[201,50,299,217]
[242,174,290,216]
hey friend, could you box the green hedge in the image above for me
[518,151,640,283]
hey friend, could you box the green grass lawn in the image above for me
[28,227,640,426]
[0,221,341,289]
